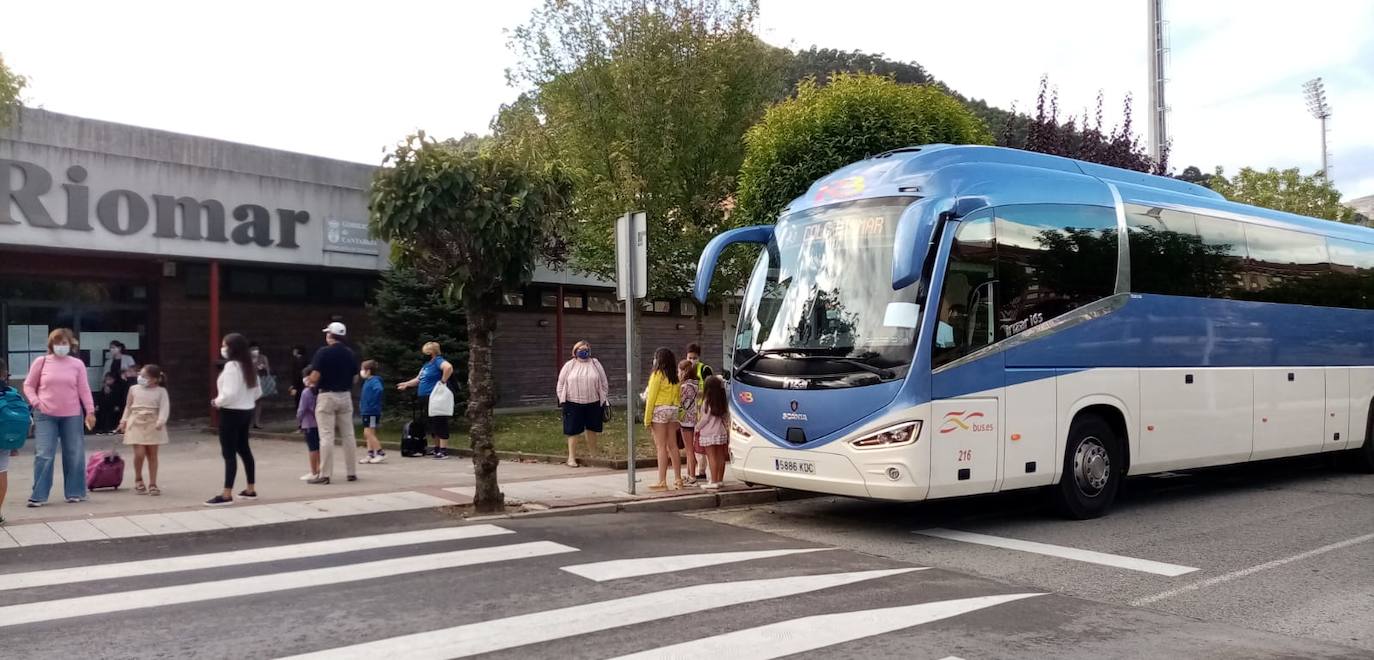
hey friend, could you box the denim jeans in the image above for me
[31,412,87,502]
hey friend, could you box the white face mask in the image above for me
[110,348,122,357]
[251,349,260,357]
[220,347,230,360]
[137,375,150,387]
[53,344,71,357]
[360,371,370,379]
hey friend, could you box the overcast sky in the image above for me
[2,0,1370,199]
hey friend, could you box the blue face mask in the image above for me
[576,350,590,360]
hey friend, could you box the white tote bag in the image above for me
[428,382,455,417]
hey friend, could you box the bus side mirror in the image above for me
[892,197,950,290]
[694,225,774,304]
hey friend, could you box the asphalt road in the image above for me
[1,491,1368,659]
[699,455,1374,655]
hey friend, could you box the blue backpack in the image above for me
[0,387,31,450]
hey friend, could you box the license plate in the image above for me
[774,458,816,474]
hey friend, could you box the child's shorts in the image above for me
[303,427,321,452]
[361,415,381,429]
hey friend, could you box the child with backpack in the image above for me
[116,365,170,496]
[696,375,730,490]
[677,359,701,485]
[358,360,385,464]
[0,358,27,524]
[296,367,321,481]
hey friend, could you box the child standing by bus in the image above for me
[677,359,701,485]
[296,368,321,481]
[358,360,385,464]
[696,375,729,490]
[117,365,170,496]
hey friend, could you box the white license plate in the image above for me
[774,458,816,474]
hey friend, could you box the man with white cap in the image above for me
[307,321,360,484]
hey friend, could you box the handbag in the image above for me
[428,382,455,417]
[259,373,278,398]
[602,403,612,423]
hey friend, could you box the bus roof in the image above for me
[789,144,1374,244]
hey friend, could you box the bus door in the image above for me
[928,210,1002,498]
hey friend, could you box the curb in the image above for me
[236,429,658,469]
[467,486,785,521]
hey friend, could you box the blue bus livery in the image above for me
[694,144,1374,518]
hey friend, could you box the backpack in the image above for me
[0,387,32,450]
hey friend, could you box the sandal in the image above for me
[148,486,161,496]
[648,481,668,491]
[673,477,685,490]
[134,481,147,495]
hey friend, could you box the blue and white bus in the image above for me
[694,145,1374,518]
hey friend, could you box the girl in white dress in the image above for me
[117,365,170,496]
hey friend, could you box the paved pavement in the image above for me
[697,455,1374,654]
[1,510,1363,659]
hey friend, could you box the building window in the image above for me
[679,300,696,317]
[587,293,624,313]
[331,278,369,304]
[229,270,270,296]
[502,291,526,307]
[641,300,671,314]
[540,291,558,308]
[563,292,585,310]
[272,273,308,298]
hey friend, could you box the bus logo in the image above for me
[940,411,992,434]
[738,391,754,404]
[783,401,808,421]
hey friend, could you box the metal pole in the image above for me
[1320,115,1329,177]
[555,284,564,376]
[624,218,637,494]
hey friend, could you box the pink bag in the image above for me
[86,450,125,490]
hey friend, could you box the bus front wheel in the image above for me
[1055,414,1122,520]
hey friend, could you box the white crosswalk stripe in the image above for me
[607,593,1044,659]
[277,568,920,660]
[0,540,575,628]
[560,548,832,581]
[0,525,514,592]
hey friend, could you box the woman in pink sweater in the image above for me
[23,328,96,506]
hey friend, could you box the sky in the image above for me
[2,0,1371,200]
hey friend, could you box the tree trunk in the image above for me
[465,297,504,513]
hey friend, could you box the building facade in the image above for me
[2,109,731,418]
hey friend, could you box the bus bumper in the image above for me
[731,436,930,501]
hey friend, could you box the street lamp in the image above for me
[1303,77,1331,177]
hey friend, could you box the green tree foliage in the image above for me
[782,47,1021,147]
[733,73,992,233]
[0,53,27,127]
[1210,166,1355,222]
[362,262,469,417]
[369,135,572,513]
[1176,165,1215,189]
[507,0,786,298]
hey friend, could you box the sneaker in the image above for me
[26,500,42,508]
[359,453,373,464]
[369,453,386,464]
[434,449,449,460]
[237,490,258,500]
[683,476,698,486]
[299,473,318,481]
[307,476,331,485]
[347,475,358,482]
[204,495,234,506]
[704,481,721,490]
[65,496,86,504]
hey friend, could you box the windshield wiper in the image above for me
[790,355,896,379]
[734,347,807,373]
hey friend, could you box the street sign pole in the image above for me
[616,211,647,494]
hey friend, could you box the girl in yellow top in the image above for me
[643,347,682,490]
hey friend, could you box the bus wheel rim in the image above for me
[1073,436,1110,497]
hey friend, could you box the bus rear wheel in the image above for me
[1055,414,1122,520]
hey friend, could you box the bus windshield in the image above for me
[734,196,921,384]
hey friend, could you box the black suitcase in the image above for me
[400,395,428,457]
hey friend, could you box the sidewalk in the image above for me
[0,427,765,547]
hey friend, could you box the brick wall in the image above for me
[491,303,727,407]
[158,273,373,420]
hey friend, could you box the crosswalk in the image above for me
[0,521,1044,659]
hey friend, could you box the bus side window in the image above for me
[996,204,1118,338]
[933,210,996,369]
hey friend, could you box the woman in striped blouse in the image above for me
[556,340,609,467]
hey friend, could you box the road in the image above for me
[1,462,1369,660]
[700,455,1374,655]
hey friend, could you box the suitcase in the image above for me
[400,394,428,457]
[86,450,125,490]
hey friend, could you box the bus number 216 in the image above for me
[957,449,973,462]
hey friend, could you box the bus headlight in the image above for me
[849,422,921,449]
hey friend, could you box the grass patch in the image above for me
[372,409,655,460]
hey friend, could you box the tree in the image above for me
[1209,166,1355,222]
[0,53,26,127]
[369,135,572,513]
[1177,165,1215,189]
[362,262,469,418]
[508,0,786,298]
[733,73,992,235]
[1016,77,1166,174]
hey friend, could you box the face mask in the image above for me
[576,350,590,360]
[53,345,71,357]
[111,348,122,357]
[137,375,150,387]
[221,347,230,360]
[360,370,370,379]
[424,353,433,362]
[251,349,260,357]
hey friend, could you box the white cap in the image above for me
[322,321,347,336]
